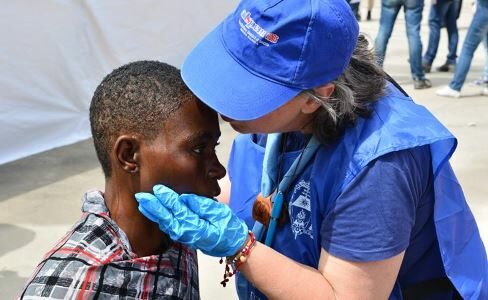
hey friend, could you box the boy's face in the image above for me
[138,99,226,198]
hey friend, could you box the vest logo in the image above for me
[249,291,261,300]
[238,9,279,46]
[289,180,313,240]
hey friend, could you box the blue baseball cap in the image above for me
[182,0,359,121]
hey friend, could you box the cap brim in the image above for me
[182,24,301,121]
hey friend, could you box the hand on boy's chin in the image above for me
[135,184,248,257]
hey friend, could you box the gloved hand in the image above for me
[135,184,249,257]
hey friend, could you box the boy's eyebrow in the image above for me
[184,130,221,143]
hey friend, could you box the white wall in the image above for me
[0,0,238,164]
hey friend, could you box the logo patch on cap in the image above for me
[239,9,279,46]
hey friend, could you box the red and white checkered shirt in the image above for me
[20,190,199,299]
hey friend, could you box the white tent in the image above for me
[0,1,237,164]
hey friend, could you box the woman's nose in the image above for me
[220,115,234,123]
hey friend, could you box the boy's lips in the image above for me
[200,183,221,198]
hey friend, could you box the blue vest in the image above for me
[228,84,487,299]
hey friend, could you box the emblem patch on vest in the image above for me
[289,180,313,240]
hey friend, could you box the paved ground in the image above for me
[1,2,486,299]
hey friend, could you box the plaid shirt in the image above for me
[20,190,199,299]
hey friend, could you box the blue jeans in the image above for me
[347,0,360,18]
[484,36,488,81]
[449,0,488,90]
[375,0,426,80]
[423,0,459,65]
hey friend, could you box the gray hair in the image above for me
[306,33,386,144]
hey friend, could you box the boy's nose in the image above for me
[208,158,226,180]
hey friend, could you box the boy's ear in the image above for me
[113,135,140,174]
[301,83,335,114]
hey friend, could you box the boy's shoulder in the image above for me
[20,199,200,299]
[18,213,129,298]
[31,212,132,276]
[50,212,132,262]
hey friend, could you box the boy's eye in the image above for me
[192,141,219,155]
[192,145,205,154]
[192,148,203,154]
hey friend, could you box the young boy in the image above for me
[20,61,226,299]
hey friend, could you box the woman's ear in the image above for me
[113,135,140,174]
[313,83,335,98]
[301,83,336,114]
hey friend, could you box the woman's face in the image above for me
[221,93,315,134]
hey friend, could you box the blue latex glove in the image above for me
[135,184,249,257]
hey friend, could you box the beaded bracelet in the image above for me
[219,231,256,287]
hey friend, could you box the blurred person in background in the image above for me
[422,0,461,73]
[436,0,488,97]
[348,0,362,20]
[375,0,432,89]
[366,0,376,20]
[471,36,488,92]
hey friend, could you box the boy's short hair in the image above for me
[89,60,193,177]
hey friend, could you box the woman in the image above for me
[136,0,487,299]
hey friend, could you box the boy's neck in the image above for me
[104,179,171,257]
